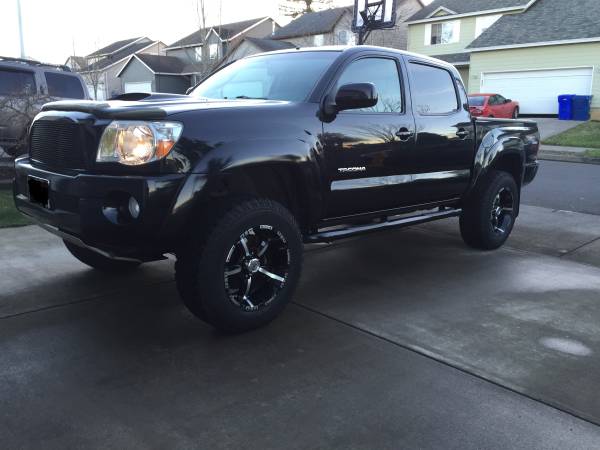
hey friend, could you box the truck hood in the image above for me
[41,93,289,120]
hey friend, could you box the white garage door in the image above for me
[124,82,152,94]
[480,68,593,114]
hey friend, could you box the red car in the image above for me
[468,93,520,119]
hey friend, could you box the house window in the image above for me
[209,43,218,60]
[337,30,355,46]
[426,21,460,45]
[475,14,501,38]
[194,47,202,62]
[314,34,325,46]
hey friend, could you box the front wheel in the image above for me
[459,170,518,250]
[175,199,303,333]
[63,240,141,272]
[512,107,519,119]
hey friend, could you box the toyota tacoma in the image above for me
[14,46,539,332]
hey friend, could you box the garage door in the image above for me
[124,82,152,94]
[480,68,593,114]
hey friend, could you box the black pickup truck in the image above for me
[14,46,539,332]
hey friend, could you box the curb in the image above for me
[538,151,600,165]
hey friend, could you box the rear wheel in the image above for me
[459,170,518,250]
[63,240,141,273]
[175,198,303,333]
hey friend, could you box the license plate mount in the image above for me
[28,176,50,209]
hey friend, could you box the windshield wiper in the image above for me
[233,95,267,100]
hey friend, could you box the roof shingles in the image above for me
[408,0,530,21]
[271,7,350,40]
[85,41,158,71]
[87,37,144,57]
[135,54,186,74]
[468,0,600,49]
[168,17,268,48]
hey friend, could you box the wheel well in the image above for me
[203,164,312,234]
[491,153,523,187]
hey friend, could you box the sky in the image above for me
[0,0,356,64]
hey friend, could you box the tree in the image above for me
[182,0,223,83]
[80,64,103,100]
[281,0,334,17]
[0,88,48,157]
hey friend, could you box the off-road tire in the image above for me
[459,170,518,250]
[63,240,141,272]
[175,198,303,333]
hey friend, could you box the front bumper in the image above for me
[14,157,186,259]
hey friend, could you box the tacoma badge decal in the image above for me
[338,167,366,173]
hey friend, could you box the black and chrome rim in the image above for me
[491,187,514,234]
[224,225,290,312]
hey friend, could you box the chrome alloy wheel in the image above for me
[490,187,514,234]
[224,225,290,312]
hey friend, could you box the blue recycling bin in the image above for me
[558,94,575,120]
[572,95,593,121]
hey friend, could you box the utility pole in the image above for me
[16,0,26,58]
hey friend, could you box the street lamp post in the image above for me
[16,0,25,58]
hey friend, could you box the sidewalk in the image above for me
[539,144,600,164]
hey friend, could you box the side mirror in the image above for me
[504,98,512,103]
[335,83,378,111]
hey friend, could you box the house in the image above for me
[116,54,189,94]
[271,7,354,47]
[64,56,86,72]
[220,37,296,66]
[165,17,280,86]
[270,1,423,50]
[406,0,600,117]
[79,37,165,100]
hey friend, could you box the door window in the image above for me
[0,70,36,95]
[45,72,85,99]
[408,63,458,115]
[335,58,402,113]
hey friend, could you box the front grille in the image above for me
[29,119,86,170]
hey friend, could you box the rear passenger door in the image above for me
[405,60,474,203]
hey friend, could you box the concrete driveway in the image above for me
[2,202,600,449]
[533,117,585,140]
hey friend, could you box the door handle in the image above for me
[395,128,414,141]
[456,129,469,139]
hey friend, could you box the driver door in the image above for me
[321,56,417,219]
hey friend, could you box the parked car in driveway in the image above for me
[0,56,89,157]
[14,47,539,333]
[469,93,519,119]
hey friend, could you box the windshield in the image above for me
[468,96,487,107]
[190,51,339,102]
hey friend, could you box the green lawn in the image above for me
[584,149,600,159]
[543,121,600,149]
[0,189,30,228]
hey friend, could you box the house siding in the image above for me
[104,42,165,97]
[408,15,478,56]
[119,58,155,90]
[469,43,600,113]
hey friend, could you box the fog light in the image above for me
[128,196,141,219]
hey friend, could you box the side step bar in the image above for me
[306,208,461,243]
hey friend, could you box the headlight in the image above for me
[97,121,183,166]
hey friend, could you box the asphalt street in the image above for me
[1,159,600,448]
[522,160,600,215]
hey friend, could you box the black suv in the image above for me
[14,46,539,333]
[0,56,89,157]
